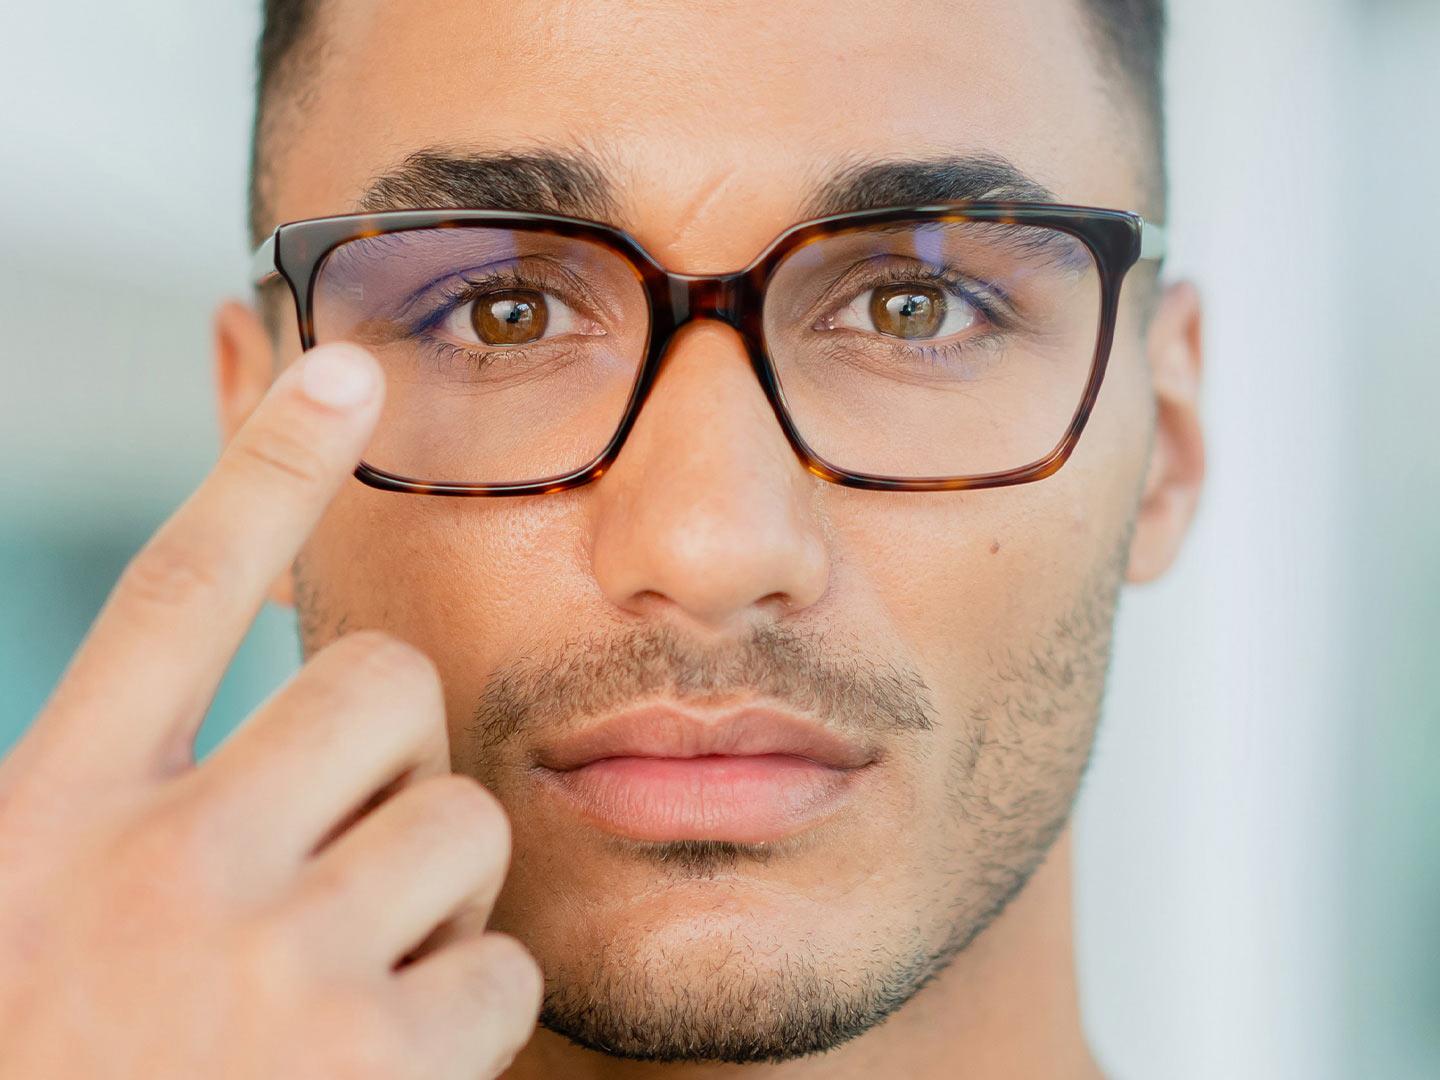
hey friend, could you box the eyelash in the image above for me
[407,264,593,368]
[827,263,1012,329]
[403,260,1013,376]
[816,263,1016,372]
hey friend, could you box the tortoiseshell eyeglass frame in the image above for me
[250,202,1167,496]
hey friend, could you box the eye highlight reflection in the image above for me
[439,285,595,348]
[807,255,1006,354]
[830,281,981,341]
[472,288,547,344]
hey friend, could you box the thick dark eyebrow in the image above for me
[356,147,621,221]
[800,155,1059,219]
[355,148,1057,229]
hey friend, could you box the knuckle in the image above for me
[336,631,442,699]
[228,925,410,1079]
[453,936,543,1064]
[228,915,305,987]
[120,801,212,882]
[478,933,543,1009]
[103,805,229,924]
[120,535,223,612]
[308,992,408,1077]
[294,846,360,910]
[413,774,509,848]
[229,925,410,1077]
[233,424,330,489]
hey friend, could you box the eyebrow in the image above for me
[355,148,1059,226]
[356,148,621,221]
[800,154,1059,218]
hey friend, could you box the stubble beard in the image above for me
[292,533,1127,1065]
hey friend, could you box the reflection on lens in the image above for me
[764,220,1102,478]
[313,227,649,485]
[311,219,1100,487]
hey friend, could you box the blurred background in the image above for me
[0,2,1434,1076]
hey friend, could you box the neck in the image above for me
[504,828,1100,1080]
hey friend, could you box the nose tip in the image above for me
[587,319,830,636]
[613,496,829,633]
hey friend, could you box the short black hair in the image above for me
[248,0,1167,242]
[1080,0,1169,203]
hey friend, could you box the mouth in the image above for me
[530,704,879,843]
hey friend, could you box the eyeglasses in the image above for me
[250,203,1166,496]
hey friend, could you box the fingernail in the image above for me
[298,344,379,410]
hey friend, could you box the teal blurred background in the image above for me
[0,2,1435,1076]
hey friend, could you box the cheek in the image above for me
[819,432,1145,703]
[297,485,594,677]
[820,488,1029,665]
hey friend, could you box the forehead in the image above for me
[272,0,1138,266]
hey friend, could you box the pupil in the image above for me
[472,289,548,345]
[870,283,944,339]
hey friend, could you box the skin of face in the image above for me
[214,1,1204,1074]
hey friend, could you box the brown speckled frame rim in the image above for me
[251,202,1166,496]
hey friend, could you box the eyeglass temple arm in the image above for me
[250,232,280,287]
[1139,219,1167,263]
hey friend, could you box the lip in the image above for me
[531,705,878,843]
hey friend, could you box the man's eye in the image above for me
[440,288,590,347]
[829,282,980,341]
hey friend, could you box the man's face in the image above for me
[247,0,1175,1063]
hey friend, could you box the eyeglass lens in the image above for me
[311,220,1101,485]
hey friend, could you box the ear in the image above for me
[213,298,297,608]
[1126,280,1205,584]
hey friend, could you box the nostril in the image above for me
[755,590,801,617]
[615,586,800,636]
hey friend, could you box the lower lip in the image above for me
[536,754,864,843]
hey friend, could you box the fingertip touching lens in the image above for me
[313,226,650,487]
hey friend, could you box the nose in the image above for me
[587,320,830,635]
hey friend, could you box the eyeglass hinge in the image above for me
[250,232,281,287]
[1139,220,1168,263]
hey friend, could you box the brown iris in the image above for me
[869,283,945,339]
[471,289,549,345]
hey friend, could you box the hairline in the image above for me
[248,0,1167,243]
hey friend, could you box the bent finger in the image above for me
[285,773,512,972]
[181,630,453,883]
[394,931,543,1080]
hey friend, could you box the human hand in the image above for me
[0,344,540,1079]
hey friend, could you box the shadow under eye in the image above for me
[409,336,596,388]
[800,331,1011,388]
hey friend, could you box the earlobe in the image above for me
[212,298,296,608]
[1125,281,1206,584]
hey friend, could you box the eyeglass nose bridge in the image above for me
[665,272,751,331]
[640,266,814,481]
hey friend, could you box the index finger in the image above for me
[34,342,384,782]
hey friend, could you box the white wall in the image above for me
[1075,2,1354,1074]
[1342,2,1440,1076]
[1078,3,1440,1078]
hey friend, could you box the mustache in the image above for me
[464,623,937,755]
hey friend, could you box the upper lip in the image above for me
[532,704,878,772]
